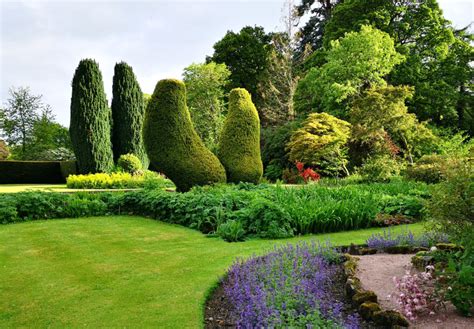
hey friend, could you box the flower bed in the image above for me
[205,242,362,328]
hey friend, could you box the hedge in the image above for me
[0,160,77,184]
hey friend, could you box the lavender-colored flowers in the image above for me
[223,242,360,328]
[367,228,450,251]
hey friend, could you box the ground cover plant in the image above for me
[223,242,360,328]
[0,216,424,328]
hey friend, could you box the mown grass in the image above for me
[0,216,424,328]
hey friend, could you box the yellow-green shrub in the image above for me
[66,171,171,189]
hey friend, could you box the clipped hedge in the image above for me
[218,88,263,184]
[143,79,226,192]
[0,160,77,184]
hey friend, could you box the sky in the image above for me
[1,0,473,127]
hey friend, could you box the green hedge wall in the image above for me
[0,161,77,184]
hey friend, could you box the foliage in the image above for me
[257,32,298,125]
[117,153,142,173]
[66,171,171,190]
[143,79,226,192]
[350,85,438,164]
[0,160,76,184]
[286,112,351,176]
[0,87,72,160]
[0,140,9,159]
[425,158,473,242]
[209,25,272,114]
[294,0,341,54]
[358,155,403,183]
[1,181,430,241]
[261,120,302,181]
[217,88,263,184]
[223,242,359,327]
[111,62,148,168]
[183,62,230,151]
[296,161,320,183]
[70,59,114,174]
[216,220,245,242]
[322,0,473,133]
[294,25,404,117]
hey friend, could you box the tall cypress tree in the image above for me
[70,59,113,174]
[111,62,148,167]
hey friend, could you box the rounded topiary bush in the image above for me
[143,79,226,192]
[217,88,263,184]
[117,153,142,173]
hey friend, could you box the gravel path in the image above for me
[356,254,473,329]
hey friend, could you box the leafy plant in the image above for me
[216,220,245,242]
[117,153,142,173]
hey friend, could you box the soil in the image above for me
[204,266,376,329]
[357,254,474,329]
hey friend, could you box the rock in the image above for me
[345,277,361,297]
[385,245,413,254]
[435,243,463,252]
[372,310,409,327]
[359,302,382,320]
[359,247,377,255]
[352,290,378,306]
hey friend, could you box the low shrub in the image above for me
[0,160,77,183]
[222,242,359,327]
[117,153,142,173]
[2,180,430,241]
[366,228,449,251]
[66,171,173,189]
[358,155,403,182]
[0,192,114,224]
[216,220,245,242]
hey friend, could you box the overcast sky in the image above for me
[1,0,473,127]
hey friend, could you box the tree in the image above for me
[182,62,230,150]
[322,0,473,132]
[0,140,9,160]
[70,59,114,174]
[286,112,351,176]
[350,85,438,164]
[143,79,226,192]
[1,87,42,158]
[27,107,73,160]
[294,25,404,117]
[294,0,341,54]
[209,26,272,115]
[111,62,148,167]
[217,88,263,184]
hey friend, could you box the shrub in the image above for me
[358,155,402,182]
[405,154,463,184]
[143,79,226,192]
[66,171,172,189]
[286,113,351,176]
[425,158,473,241]
[117,153,142,173]
[70,59,114,174]
[111,62,148,168]
[216,220,245,242]
[261,120,301,181]
[0,160,77,183]
[217,88,263,184]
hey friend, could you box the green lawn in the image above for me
[0,216,424,328]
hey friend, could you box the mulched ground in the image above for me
[204,265,377,329]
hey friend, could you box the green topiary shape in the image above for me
[117,153,142,173]
[111,62,148,168]
[143,79,226,192]
[217,88,263,184]
[70,59,113,174]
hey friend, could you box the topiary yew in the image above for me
[217,88,263,184]
[70,59,113,174]
[143,79,226,192]
[111,62,148,168]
